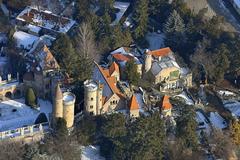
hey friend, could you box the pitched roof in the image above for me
[94,62,125,101]
[129,95,139,110]
[55,84,63,100]
[109,61,120,75]
[112,53,133,61]
[148,47,172,57]
[162,95,172,110]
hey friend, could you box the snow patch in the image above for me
[146,32,165,50]
[175,91,194,105]
[111,2,130,26]
[81,145,105,160]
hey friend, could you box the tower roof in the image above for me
[129,94,139,110]
[162,95,172,110]
[55,84,63,100]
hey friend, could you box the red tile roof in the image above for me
[148,47,172,57]
[112,53,133,62]
[162,95,172,110]
[94,62,125,101]
[129,95,139,110]
[109,61,120,75]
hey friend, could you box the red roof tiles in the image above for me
[162,95,172,110]
[148,47,172,57]
[129,95,139,110]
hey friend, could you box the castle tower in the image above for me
[63,92,75,128]
[53,84,63,119]
[97,83,103,115]
[144,49,152,73]
[84,80,98,115]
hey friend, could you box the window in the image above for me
[91,97,94,101]
[89,112,94,115]
[110,101,113,105]
[90,105,93,109]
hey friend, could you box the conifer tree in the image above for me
[133,0,149,39]
[164,10,186,51]
[176,104,198,150]
[25,88,37,108]
[124,59,140,86]
[52,34,77,77]
[164,10,185,33]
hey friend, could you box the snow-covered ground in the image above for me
[218,90,235,96]
[223,100,240,118]
[145,32,165,50]
[175,91,194,105]
[209,112,227,129]
[111,2,130,26]
[0,98,52,131]
[81,145,105,160]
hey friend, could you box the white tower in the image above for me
[63,92,76,128]
[144,49,152,73]
[84,80,101,115]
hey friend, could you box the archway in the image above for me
[5,92,12,99]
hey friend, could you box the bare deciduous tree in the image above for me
[75,23,100,62]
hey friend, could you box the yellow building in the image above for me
[144,47,192,91]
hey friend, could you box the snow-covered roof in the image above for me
[195,111,210,133]
[17,7,76,33]
[111,2,130,26]
[110,47,142,66]
[13,31,39,50]
[209,112,227,129]
[63,92,75,103]
[223,100,240,117]
[27,24,41,33]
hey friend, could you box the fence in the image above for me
[0,122,49,140]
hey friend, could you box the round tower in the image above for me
[97,83,103,115]
[53,84,63,119]
[63,92,75,128]
[84,80,98,115]
[144,49,152,73]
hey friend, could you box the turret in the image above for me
[53,84,63,119]
[84,80,98,115]
[144,49,152,73]
[63,92,75,128]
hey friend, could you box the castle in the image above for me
[84,62,126,116]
